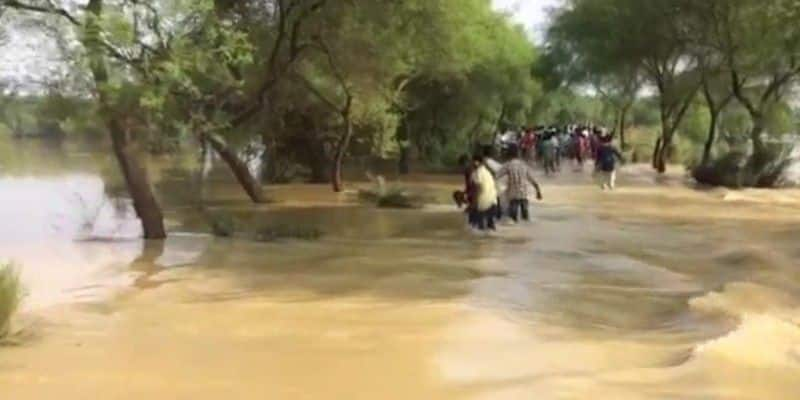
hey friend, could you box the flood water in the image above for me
[1,139,800,399]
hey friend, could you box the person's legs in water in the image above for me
[467,207,479,227]
[594,170,605,189]
[508,199,520,222]
[475,210,486,231]
[598,171,613,190]
[486,206,497,231]
[476,208,494,231]
[519,199,530,221]
[608,170,617,190]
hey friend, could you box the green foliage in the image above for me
[530,89,607,125]
[624,127,658,163]
[631,98,661,127]
[764,102,796,137]
[0,262,22,339]
[393,0,541,163]
[675,102,712,163]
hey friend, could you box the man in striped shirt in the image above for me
[497,146,544,222]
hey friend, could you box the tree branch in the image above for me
[2,0,80,26]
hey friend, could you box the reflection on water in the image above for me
[1,139,800,399]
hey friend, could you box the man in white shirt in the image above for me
[470,154,498,231]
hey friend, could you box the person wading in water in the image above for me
[497,145,543,222]
[471,154,499,232]
[595,134,625,190]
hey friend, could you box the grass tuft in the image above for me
[0,262,23,339]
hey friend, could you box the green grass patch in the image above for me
[0,262,23,340]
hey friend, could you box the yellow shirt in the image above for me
[471,165,498,211]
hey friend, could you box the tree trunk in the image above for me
[654,142,667,173]
[397,120,411,175]
[749,114,769,170]
[618,105,629,150]
[331,119,354,192]
[652,137,662,170]
[653,108,678,174]
[205,133,267,203]
[398,146,410,175]
[750,114,766,155]
[85,0,166,239]
[653,130,675,174]
[109,121,167,239]
[259,133,272,183]
[702,111,719,166]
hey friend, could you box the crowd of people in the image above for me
[454,124,624,233]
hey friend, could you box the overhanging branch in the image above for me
[2,0,80,26]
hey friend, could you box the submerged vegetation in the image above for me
[692,144,798,188]
[207,213,323,242]
[0,262,22,340]
[255,224,324,242]
[358,176,426,209]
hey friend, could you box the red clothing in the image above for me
[520,132,536,151]
[464,168,477,207]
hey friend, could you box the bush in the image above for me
[208,213,236,237]
[692,143,797,188]
[0,262,22,339]
[358,175,426,209]
[207,212,323,242]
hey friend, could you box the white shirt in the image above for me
[484,157,503,175]
[471,165,498,211]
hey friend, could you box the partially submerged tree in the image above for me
[685,0,800,165]
[2,0,169,238]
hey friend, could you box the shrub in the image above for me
[358,175,426,209]
[0,262,22,339]
[692,143,798,188]
[208,213,236,237]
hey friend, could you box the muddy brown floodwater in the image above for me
[1,140,800,399]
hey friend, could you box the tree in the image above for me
[685,0,800,165]
[697,63,734,165]
[3,0,168,238]
[395,0,540,166]
[548,0,701,172]
[591,69,640,150]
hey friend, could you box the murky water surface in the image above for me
[1,139,799,399]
